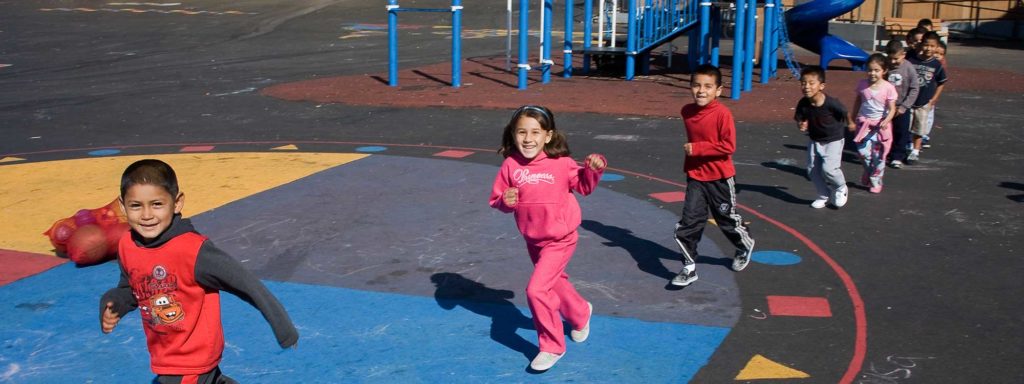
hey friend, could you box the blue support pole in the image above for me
[387,0,399,87]
[452,0,462,87]
[770,0,778,77]
[583,0,593,74]
[711,6,721,67]
[563,0,573,77]
[731,0,746,100]
[760,0,773,83]
[542,0,553,83]
[688,29,698,70]
[698,1,710,65]
[644,0,653,49]
[518,0,529,90]
[626,0,637,80]
[743,0,755,91]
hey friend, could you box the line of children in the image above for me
[95,53,942,376]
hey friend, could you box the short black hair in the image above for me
[691,64,723,87]
[908,27,927,38]
[885,39,905,55]
[120,159,179,199]
[922,31,942,43]
[800,65,826,83]
[917,18,933,29]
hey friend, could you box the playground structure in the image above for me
[387,0,463,87]
[386,0,872,98]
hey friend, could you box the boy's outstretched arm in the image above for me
[99,262,138,333]
[195,241,299,349]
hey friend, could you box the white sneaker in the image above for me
[810,198,828,209]
[570,302,593,343]
[670,267,698,286]
[733,243,754,272]
[833,187,848,208]
[530,351,564,371]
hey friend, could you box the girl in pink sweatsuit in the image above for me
[851,53,898,193]
[489,105,606,372]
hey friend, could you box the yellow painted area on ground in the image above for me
[271,144,299,151]
[735,354,810,380]
[0,152,367,254]
[0,157,26,163]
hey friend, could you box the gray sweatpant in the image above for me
[807,139,847,200]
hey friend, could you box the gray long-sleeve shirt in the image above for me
[100,216,298,349]
[887,60,920,112]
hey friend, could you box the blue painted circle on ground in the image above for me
[88,149,121,156]
[601,173,626,182]
[355,146,387,152]
[752,250,802,266]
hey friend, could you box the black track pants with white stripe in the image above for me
[673,176,754,266]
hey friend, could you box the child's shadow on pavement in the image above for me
[430,272,537,360]
[582,220,732,290]
[582,220,677,281]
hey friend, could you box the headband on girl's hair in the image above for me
[515,105,552,122]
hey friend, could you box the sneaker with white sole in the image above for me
[906,151,919,165]
[733,245,754,272]
[530,351,564,371]
[670,267,698,287]
[810,198,828,209]
[570,302,593,343]
[889,160,903,169]
[833,187,848,208]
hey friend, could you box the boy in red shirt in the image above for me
[100,159,298,383]
[671,65,756,287]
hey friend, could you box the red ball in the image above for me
[103,222,130,256]
[44,218,78,255]
[67,224,109,265]
[74,209,97,226]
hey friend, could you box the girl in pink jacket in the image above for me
[489,105,606,372]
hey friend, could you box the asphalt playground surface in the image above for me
[1,1,1022,383]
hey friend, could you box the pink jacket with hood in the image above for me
[490,151,605,246]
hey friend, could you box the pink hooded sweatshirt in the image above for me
[490,151,605,246]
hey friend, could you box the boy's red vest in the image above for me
[117,231,224,375]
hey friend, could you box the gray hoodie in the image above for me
[887,60,920,112]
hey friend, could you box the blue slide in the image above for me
[785,0,869,70]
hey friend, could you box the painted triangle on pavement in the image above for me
[271,144,299,150]
[735,354,810,380]
[0,157,26,163]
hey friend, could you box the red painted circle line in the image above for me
[3,140,867,382]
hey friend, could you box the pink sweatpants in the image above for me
[526,231,590,354]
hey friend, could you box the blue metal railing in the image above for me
[387,0,463,87]
[514,0,781,96]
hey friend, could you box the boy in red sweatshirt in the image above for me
[100,159,298,383]
[671,65,756,287]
